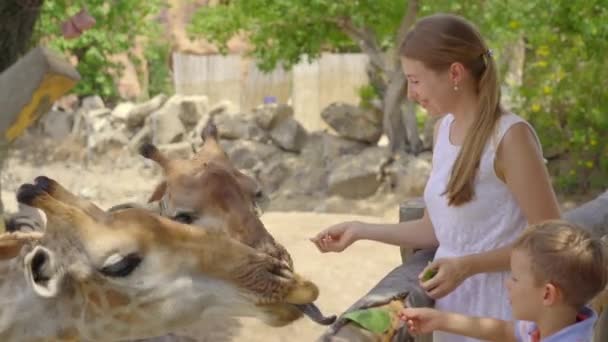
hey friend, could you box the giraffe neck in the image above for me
[0,258,75,341]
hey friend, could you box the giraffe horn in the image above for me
[16,183,90,229]
[34,176,106,221]
[139,143,172,171]
[194,122,223,164]
[201,121,218,142]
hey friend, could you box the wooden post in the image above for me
[399,198,433,342]
[399,197,426,263]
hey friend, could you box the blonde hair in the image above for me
[400,13,502,206]
[514,220,608,308]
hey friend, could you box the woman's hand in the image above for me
[310,221,364,253]
[398,307,442,335]
[419,257,471,299]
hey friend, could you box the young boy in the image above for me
[399,220,608,341]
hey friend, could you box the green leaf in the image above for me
[343,308,392,334]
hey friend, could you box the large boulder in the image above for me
[327,146,390,198]
[148,100,186,145]
[214,113,268,142]
[219,139,281,171]
[40,110,74,140]
[321,102,382,144]
[269,116,308,152]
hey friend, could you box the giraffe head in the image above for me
[140,123,287,266]
[11,178,321,341]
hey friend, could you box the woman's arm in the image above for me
[356,209,439,249]
[310,210,438,253]
[462,122,562,275]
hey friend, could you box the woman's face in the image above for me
[401,57,452,117]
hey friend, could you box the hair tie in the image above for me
[485,49,494,58]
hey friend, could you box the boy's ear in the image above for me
[542,283,561,306]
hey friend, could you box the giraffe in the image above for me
[0,179,321,341]
[134,123,286,263]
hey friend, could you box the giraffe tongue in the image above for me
[294,303,337,325]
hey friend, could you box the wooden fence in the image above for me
[172,52,369,131]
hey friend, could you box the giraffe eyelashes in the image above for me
[173,212,195,224]
[99,253,143,278]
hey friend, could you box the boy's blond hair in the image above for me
[513,220,608,308]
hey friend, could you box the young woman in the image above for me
[311,13,561,342]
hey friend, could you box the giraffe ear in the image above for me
[24,246,64,298]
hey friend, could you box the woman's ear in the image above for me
[448,62,466,85]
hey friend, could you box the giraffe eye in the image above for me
[173,213,194,224]
[100,253,142,277]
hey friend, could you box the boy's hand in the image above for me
[398,307,441,335]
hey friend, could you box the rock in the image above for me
[188,113,212,146]
[149,101,186,145]
[269,117,307,152]
[220,139,281,170]
[214,114,268,142]
[385,152,432,198]
[157,141,194,160]
[174,95,209,128]
[40,110,74,140]
[209,100,239,117]
[126,93,168,129]
[87,129,129,154]
[321,102,382,143]
[111,102,136,121]
[87,108,111,119]
[253,104,294,130]
[81,95,105,111]
[319,133,368,164]
[327,146,390,198]
[258,160,290,193]
[90,116,112,133]
[128,126,152,151]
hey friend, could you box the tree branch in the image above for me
[335,17,387,74]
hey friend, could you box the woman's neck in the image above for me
[450,91,479,126]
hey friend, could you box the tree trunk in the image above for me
[338,0,422,154]
[0,0,43,73]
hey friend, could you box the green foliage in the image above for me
[188,0,406,72]
[144,29,174,97]
[35,0,164,101]
[343,308,392,334]
[418,0,608,193]
[357,84,378,109]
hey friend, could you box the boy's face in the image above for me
[506,249,545,321]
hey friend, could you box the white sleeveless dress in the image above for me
[423,113,540,342]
